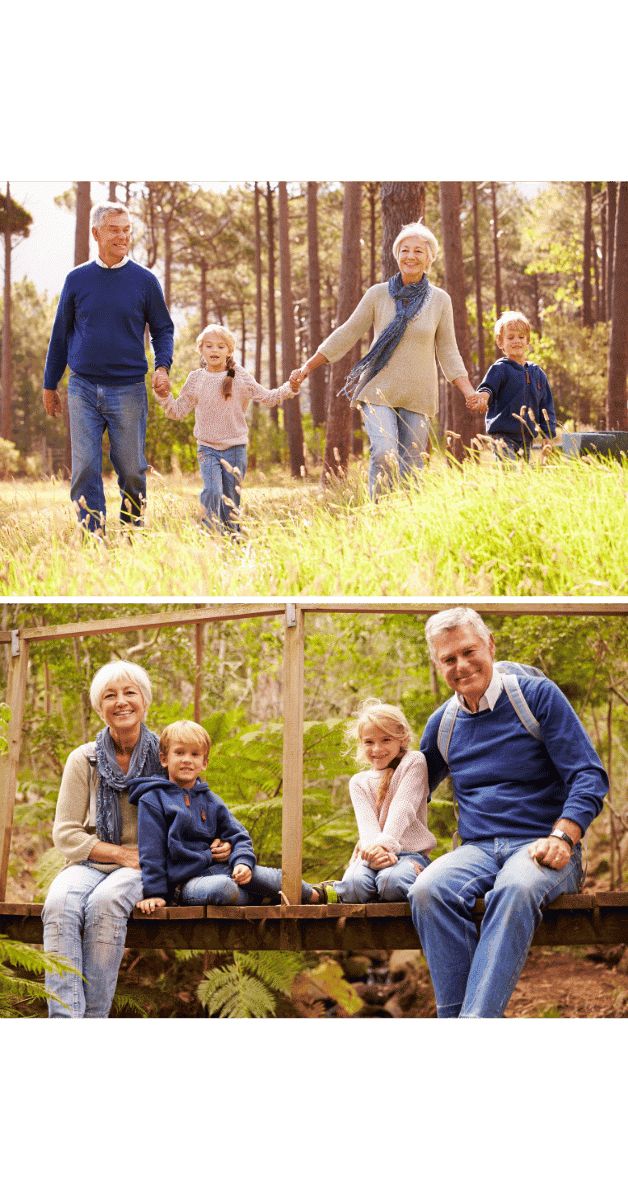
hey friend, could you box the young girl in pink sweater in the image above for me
[320,698,436,903]
[157,324,299,533]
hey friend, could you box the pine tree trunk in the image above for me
[199,260,208,329]
[607,181,628,429]
[606,182,617,321]
[601,191,607,324]
[306,182,326,427]
[490,182,502,316]
[323,182,362,480]
[381,182,425,277]
[439,182,478,454]
[254,183,263,381]
[265,184,279,443]
[74,182,91,266]
[471,181,486,376]
[278,182,305,476]
[1,183,12,441]
[108,182,117,202]
[582,182,594,327]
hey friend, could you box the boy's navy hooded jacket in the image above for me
[479,357,556,442]
[128,775,256,900]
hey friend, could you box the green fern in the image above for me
[33,847,66,901]
[197,962,277,1018]
[234,951,307,995]
[0,935,81,1017]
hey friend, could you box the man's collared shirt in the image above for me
[95,255,129,269]
[456,666,503,713]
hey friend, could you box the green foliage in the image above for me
[0,701,9,754]
[0,935,80,1018]
[0,439,20,478]
[197,950,308,1018]
[306,958,363,1015]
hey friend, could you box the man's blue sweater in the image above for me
[420,677,607,841]
[128,775,257,900]
[43,260,174,388]
[479,357,556,442]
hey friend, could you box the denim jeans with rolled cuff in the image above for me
[42,862,143,1018]
[333,850,431,903]
[407,837,583,1018]
[197,442,247,533]
[179,863,314,905]
[361,403,429,498]
[67,373,148,531]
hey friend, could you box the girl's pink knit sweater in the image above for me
[159,363,294,449]
[348,749,436,855]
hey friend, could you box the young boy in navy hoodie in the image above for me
[467,310,557,459]
[130,720,320,911]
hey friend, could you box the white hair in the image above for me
[90,202,131,231]
[424,607,492,660]
[89,661,152,717]
[392,222,439,268]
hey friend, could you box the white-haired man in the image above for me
[43,201,174,531]
[408,607,608,1017]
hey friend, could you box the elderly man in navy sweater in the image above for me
[408,607,607,1018]
[43,201,174,530]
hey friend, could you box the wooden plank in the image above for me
[0,635,30,899]
[281,606,304,904]
[297,599,628,616]
[3,604,284,645]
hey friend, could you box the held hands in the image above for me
[152,367,171,399]
[137,896,167,914]
[232,863,252,885]
[529,837,572,871]
[42,388,62,418]
[289,366,308,391]
[361,844,398,869]
[465,390,489,413]
[210,838,232,862]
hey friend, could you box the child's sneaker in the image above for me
[312,881,340,904]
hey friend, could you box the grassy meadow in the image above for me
[0,454,626,597]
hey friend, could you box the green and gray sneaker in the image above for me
[313,881,340,904]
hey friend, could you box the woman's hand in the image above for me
[289,369,304,391]
[465,390,489,414]
[210,838,232,862]
[361,845,397,869]
[232,864,252,885]
[89,842,140,869]
[137,897,166,914]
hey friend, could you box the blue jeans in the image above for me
[335,851,431,902]
[180,863,314,905]
[361,403,429,498]
[407,838,584,1018]
[42,863,143,1018]
[197,443,247,533]
[67,373,148,530]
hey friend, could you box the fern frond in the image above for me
[0,935,80,978]
[234,951,307,995]
[197,963,277,1018]
[110,988,150,1017]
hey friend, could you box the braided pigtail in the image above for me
[222,355,236,400]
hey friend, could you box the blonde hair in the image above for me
[494,310,531,343]
[347,698,413,811]
[392,222,439,269]
[159,719,211,758]
[196,324,237,399]
[89,661,151,718]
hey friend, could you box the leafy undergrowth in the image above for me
[0,455,625,596]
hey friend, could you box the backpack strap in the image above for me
[436,696,459,764]
[87,753,99,830]
[501,674,543,741]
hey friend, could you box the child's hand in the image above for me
[466,390,488,414]
[232,864,252,885]
[137,897,167,914]
[361,845,397,869]
[290,367,306,391]
[152,368,171,399]
[210,838,232,862]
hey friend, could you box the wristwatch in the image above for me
[550,828,575,851]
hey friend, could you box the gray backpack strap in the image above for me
[87,754,99,830]
[437,697,459,764]
[501,674,543,741]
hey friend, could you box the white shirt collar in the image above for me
[456,666,503,712]
[94,254,129,269]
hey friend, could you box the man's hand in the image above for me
[232,864,252,885]
[152,367,170,399]
[137,896,167,913]
[43,388,62,417]
[210,838,232,862]
[529,837,572,870]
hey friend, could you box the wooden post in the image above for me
[281,604,304,904]
[194,622,204,723]
[0,632,29,899]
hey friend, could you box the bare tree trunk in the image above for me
[606,181,617,321]
[601,191,607,324]
[163,213,172,309]
[1,183,12,441]
[254,183,263,381]
[439,182,478,454]
[108,182,117,202]
[471,181,486,376]
[583,182,594,327]
[306,182,326,427]
[278,182,305,476]
[490,182,502,316]
[199,260,208,328]
[381,182,425,278]
[607,181,628,429]
[367,182,378,286]
[74,182,91,265]
[323,182,362,480]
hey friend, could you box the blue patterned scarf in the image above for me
[95,724,161,844]
[342,272,431,402]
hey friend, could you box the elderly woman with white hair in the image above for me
[41,660,164,1017]
[293,221,484,496]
